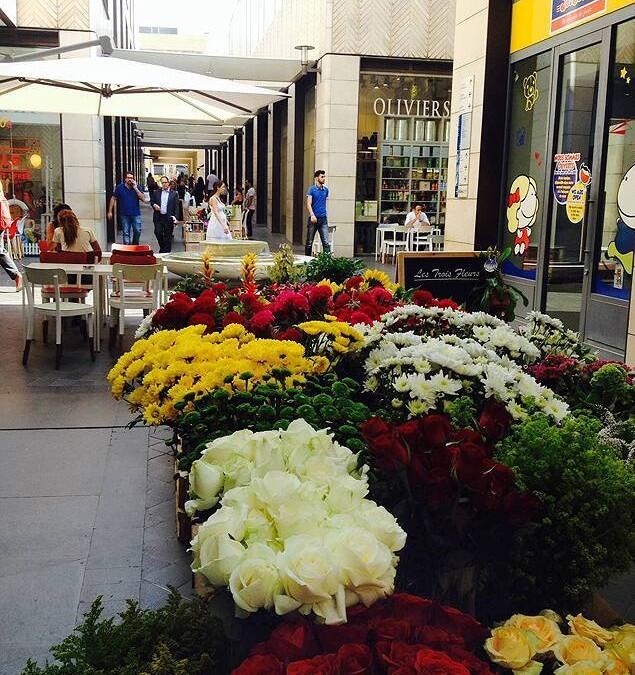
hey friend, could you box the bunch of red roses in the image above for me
[361,410,540,524]
[232,593,492,675]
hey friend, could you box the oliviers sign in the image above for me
[373,97,451,118]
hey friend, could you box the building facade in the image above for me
[0,0,139,244]
[446,0,634,361]
[215,0,456,256]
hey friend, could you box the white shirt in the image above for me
[206,173,218,190]
[160,188,170,214]
[405,210,430,228]
[245,187,256,210]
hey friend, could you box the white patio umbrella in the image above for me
[0,55,287,121]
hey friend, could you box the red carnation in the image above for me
[187,312,216,332]
[192,289,217,315]
[212,282,227,294]
[334,643,372,674]
[414,647,470,675]
[250,309,276,334]
[412,290,434,307]
[152,307,166,326]
[169,291,193,305]
[366,286,394,305]
[345,275,364,290]
[432,298,460,310]
[306,284,333,307]
[478,402,512,443]
[350,310,374,325]
[277,327,303,342]
[231,654,283,675]
[223,311,248,327]
[334,291,352,309]
[287,654,336,675]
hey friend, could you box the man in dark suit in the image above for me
[151,176,179,253]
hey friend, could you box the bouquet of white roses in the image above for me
[188,419,406,624]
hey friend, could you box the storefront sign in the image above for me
[553,152,580,204]
[551,0,606,33]
[565,180,587,223]
[397,251,482,301]
[372,98,450,118]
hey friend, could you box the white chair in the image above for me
[408,227,433,252]
[375,225,391,261]
[312,225,336,255]
[108,263,163,350]
[381,225,409,263]
[22,266,95,369]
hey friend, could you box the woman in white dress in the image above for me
[205,180,232,241]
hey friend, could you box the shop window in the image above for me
[593,19,635,302]
[502,52,551,280]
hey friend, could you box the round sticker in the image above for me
[566,181,587,224]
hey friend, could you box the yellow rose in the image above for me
[554,662,604,675]
[507,614,563,653]
[604,651,630,675]
[553,636,603,666]
[610,627,635,670]
[567,614,613,647]
[485,626,534,670]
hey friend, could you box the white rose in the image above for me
[274,490,329,540]
[191,531,246,586]
[221,454,256,490]
[229,543,282,613]
[202,429,257,466]
[325,526,396,607]
[243,507,276,546]
[251,471,302,509]
[354,501,407,552]
[325,474,369,513]
[185,460,223,516]
[197,503,247,541]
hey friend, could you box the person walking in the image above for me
[151,176,179,253]
[108,171,146,245]
[205,180,231,240]
[0,182,21,290]
[244,179,256,239]
[206,169,219,194]
[305,169,330,256]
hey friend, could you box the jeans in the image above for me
[245,209,254,237]
[121,214,142,245]
[305,215,330,256]
[154,215,174,253]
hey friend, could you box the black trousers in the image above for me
[154,215,174,253]
[245,209,254,237]
[0,249,19,280]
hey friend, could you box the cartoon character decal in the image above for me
[607,164,635,275]
[507,175,539,256]
[523,72,539,112]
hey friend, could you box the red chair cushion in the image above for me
[42,285,89,295]
[111,244,152,255]
[110,253,157,265]
[40,251,96,264]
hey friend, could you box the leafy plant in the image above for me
[268,244,302,284]
[466,247,528,322]
[494,413,635,615]
[21,591,228,675]
[173,373,371,471]
[303,251,365,284]
[172,274,214,298]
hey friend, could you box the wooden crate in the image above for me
[175,470,191,544]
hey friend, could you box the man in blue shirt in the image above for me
[108,171,146,245]
[305,169,331,256]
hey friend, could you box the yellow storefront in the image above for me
[500,0,635,359]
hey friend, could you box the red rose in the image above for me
[395,420,422,447]
[419,466,455,508]
[187,312,216,332]
[287,654,335,675]
[370,618,413,642]
[431,605,487,649]
[315,623,369,654]
[335,643,372,674]
[470,459,516,511]
[414,647,470,675]
[250,309,276,334]
[478,402,512,443]
[231,654,284,675]
[389,594,434,627]
[500,490,541,526]
[253,619,318,662]
[376,640,420,670]
[412,290,434,307]
[362,418,410,470]
[419,415,453,449]
[413,626,461,649]
[453,429,484,445]
[277,327,303,342]
[223,311,248,327]
[445,646,495,675]
[452,442,490,489]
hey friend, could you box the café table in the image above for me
[23,260,169,351]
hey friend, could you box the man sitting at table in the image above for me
[51,210,102,259]
[405,203,431,230]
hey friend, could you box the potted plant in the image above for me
[467,247,528,321]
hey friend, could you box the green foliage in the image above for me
[21,591,228,675]
[175,374,371,471]
[172,274,213,298]
[494,413,635,614]
[303,252,365,284]
[588,364,635,417]
[443,396,478,430]
[268,244,302,285]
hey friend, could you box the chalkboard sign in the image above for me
[397,251,483,303]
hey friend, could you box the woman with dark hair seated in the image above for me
[46,202,72,245]
[51,210,102,258]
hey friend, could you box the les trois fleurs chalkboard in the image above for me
[397,251,482,304]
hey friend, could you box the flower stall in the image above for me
[24,252,635,674]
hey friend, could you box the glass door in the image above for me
[543,40,602,331]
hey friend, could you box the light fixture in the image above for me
[29,153,42,168]
[294,44,317,73]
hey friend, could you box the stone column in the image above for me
[267,104,274,231]
[314,54,360,257]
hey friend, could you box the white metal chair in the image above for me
[22,266,95,369]
[381,225,409,263]
[108,263,163,350]
[408,227,434,252]
[312,225,336,255]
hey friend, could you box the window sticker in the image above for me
[506,174,539,256]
